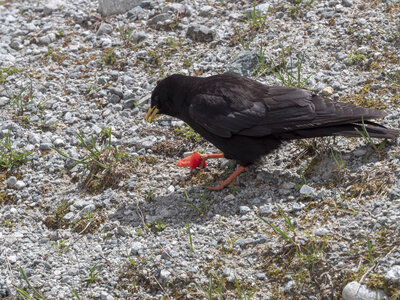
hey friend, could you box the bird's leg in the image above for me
[199,153,224,168]
[207,166,246,191]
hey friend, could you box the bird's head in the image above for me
[146,74,187,123]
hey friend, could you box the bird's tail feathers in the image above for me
[288,122,399,140]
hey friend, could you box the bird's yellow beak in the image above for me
[145,106,159,123]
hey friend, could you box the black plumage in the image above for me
[147,74,399,189]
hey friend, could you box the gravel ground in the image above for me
[1,0,400,299]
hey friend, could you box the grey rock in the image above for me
[98,0,142,17]
[127,6,145,19]
[0,97,8,107]
[117,226,127,236]
[225,50,259,77]
[53,138,65,147]
[100,291,114,300]
[255,272,266,280]
[63,212,75,221]
[6,176,17,188]
[131,242,144,255]
[342,281,386,300]
[110,88,124,99]
[10,39,22,50]
[0,54,15,64]
[342,0,353,7]
[159,269,171,283]
[186,24,215,42]
[234,238,254,247]
[300,185,315,195]
[224,194,235,201]
[284,280,296,293]
[140,0,153,9]
[39,33,56,45]
[80,204,96,216]
[40,143,52,150]
[97,23,113,36]
[259,204,273,216]
[131,32,148,44]
[245,3,270,17]
[73,199,91,209]
[199,5,213,17]
[239,206,251,214]
[123,99,137,109]
[44,0,63,15]
[108,94,121,104]
[385,265,400,284]
[135,136,157,149]
[321,10,335,18]
[147,13,171,26]
[15,180,26,190]
[354,149,367,157]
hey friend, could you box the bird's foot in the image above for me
[207,166,246,191]
[207,181,239,190]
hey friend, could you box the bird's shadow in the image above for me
[110,141,397,229]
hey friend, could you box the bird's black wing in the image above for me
[188,86,385,138]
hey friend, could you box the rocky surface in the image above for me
[1,0,400,299]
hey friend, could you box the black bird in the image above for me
[146,74,399,190]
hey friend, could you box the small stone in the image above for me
[259,204,273,216]
[97,23,113,35]
[8,255,17,264]
[239,206,251,214]
[226,50,260,77]
[167,185,175,193]
[7,176,17,188]
[80,204,96,216]
[224,194,235,201]
[284,280,296,293]
[100,291,114,300]
[131,32,148,44]
[255,272,266,280]
[322,86,334,96]
[131,242,144,255]
[300,185,315,195]
[342,0,353,7]
[123,99,137,109]
[159,269,171,283]
[53,138,65,147]
[245,3,270,17]
[199,5,213,17]
[44,0,63,16]
[342,281,386,300]
[147,13,171,26]
[117,226,127,236]
[0,97,8,107]
[10,40,22,50]
[15,180,26,190]
[353,149,367,157]
[40,143,52,150]
[321,10,335,19]
[108,94,121,104]
[98,0,142,17]
[38,33,56,45]
[385,265,400,284]
[63,212,75,221]
[186,24,215,42]
[127,6,144,19]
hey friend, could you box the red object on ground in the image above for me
[177,152,207,170]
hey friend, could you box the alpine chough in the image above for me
[146,74,399,190]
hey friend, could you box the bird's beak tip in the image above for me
[145,106,159,123]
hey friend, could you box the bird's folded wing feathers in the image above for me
[188,89,385,138]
